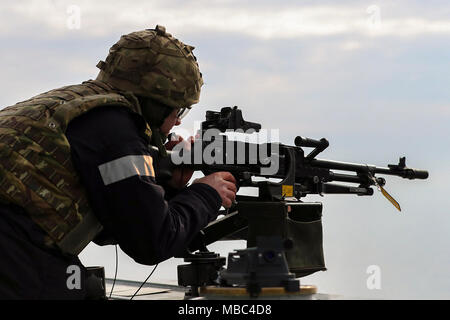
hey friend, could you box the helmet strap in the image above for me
[150,128,168,157]
[139,97,172,156]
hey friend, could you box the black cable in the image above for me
[109,245,118,299]
[130,264,159,300]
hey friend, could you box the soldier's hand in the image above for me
[193,172,237,208]
[165,134,194,152]
[165,134,194,189]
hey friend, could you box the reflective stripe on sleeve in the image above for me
[98,155,155,186]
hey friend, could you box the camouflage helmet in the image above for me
[96,25,203,110]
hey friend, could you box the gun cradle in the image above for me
[187,200,326,278]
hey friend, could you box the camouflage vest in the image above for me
[0,80,149,255]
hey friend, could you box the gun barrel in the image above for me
[310,158,376,172]
[381,168,429,180]
[310,158,428,180]
[408,169,429,179]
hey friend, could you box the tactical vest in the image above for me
[0,80,150,255]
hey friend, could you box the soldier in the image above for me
[0,25,237,299]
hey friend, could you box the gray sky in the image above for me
[1,0,449,299]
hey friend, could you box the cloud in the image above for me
[1,0,450,40]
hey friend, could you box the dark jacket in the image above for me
[0,106,221,299]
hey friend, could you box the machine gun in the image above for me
[164,106,429,298]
